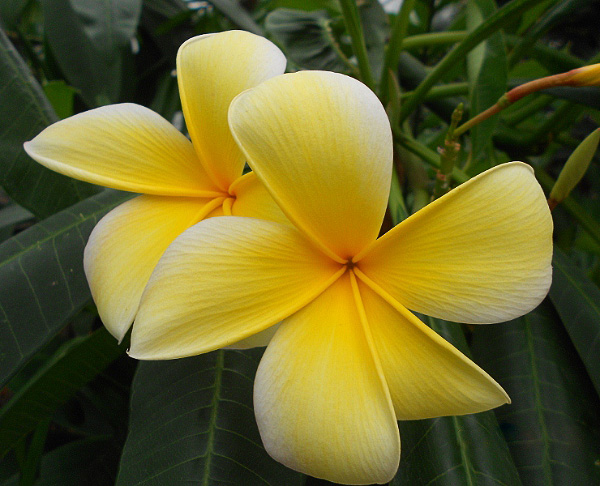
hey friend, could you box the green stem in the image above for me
[400,81,469,100]
[535,168,600,247]
[399,0,544,123]
[322,19,360,76]
[434,104,464,199]
[502,94,553,126]
[379,0,416,102]
[389,163,409,225]
[529,102,584,145]
[394,130,469,184]
[401,31,468,50]
[454,102,504,138]
[338,0,375,90]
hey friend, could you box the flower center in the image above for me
[222,196,236,216]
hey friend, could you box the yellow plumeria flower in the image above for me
[24,31,289,342]
[129,72,553,484]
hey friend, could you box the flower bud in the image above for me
[549,128,600,209]
[566,63,600,87]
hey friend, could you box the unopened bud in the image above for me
[549,128,600,209]
[565,63,600,87]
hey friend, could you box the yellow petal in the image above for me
[254,273,400,485]
[24,104,220,197]
[229,71,393,262]
[358,162,553,323]
[129,217,344,359]
[355,274,509,419]
[226,323,280,350]
[84,195,219,341]
[177,31,286,190]
[230,172,290,226]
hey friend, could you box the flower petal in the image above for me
[355,274,509,419]
[84,195,217,341]
[129,217,343,359]
[226,323,280,350]
[229,71,393,262]
[177,31,286,190]
[230,172,290,225]
[254,273,400,485]
[24,104,220,196]
[358,162,553,323]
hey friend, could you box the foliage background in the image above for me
[0,0,599,484]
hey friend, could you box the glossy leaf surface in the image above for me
[472,302,600,485]
[0,327,126,458]
[549,247,600,396]
[116,349,305,486]
[0,28,99,218]
[0,190,131,387]
[391,319,521,485]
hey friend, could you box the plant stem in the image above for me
[398,0,545,123]
[338,0,375,90]
[401,31,468,50]
[394,130,469,184]
[379,0,416,102]
[433,104,464,199]
[402,82,469,100]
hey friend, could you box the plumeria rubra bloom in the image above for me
[24,31,289,342]
[129,72,553,484]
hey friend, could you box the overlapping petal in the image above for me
[230,172,290,225]
[254,273,399,485]
[84,195,218,341]
[229,71,393,262]
[24,104,220,197]
[357,162,553,323]
[177,31,287,190]
[354,274,509,419]
[129,217,344,359]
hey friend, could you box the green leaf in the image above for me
[0,28,99,218]
[266,8,348,72]
[43,80,78,119]
[2,436,122,486]
[358,0,388,82]
[0,0,29,28]
[549,247,600,397]
[117,350,305,486]
[392,319,521,485]
[542,86,600,110]
[271,0,340,13]
[465,0,508,173]
[41,0,142,107]
[0,203,34,243]
[471,302,600,484]
[0,189,132,388]
[0,327,126,458]
[210,0,263,35]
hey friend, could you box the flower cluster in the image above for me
[25,31,553,485]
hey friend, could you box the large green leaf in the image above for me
[1,436,122,486]
[41,0,142,107]
[0,28,99,218]
[0,189,132,388]
[465,0,508,173]
[471,302,600,484]
[266,8,348,72]
[358,0,388,82]
[392,319,521,485]
[549,247,600,397]
[117,349,305,486]
[210,0,263,35]
[0,327,126,458]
